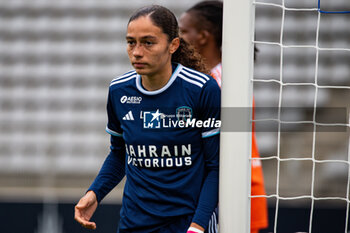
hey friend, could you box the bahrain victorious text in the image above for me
[126,144,192,168]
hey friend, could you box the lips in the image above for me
[133,62,147,68]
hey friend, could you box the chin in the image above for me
[134,68,153,76]
[135,69,147,75]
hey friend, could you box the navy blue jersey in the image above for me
[89,63,220,232]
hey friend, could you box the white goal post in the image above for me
[220,0,255,232]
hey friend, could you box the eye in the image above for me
[144,41,154,46]
[179,28,187,35]
[127,40,136,46]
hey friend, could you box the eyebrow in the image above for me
[126,35,157,40]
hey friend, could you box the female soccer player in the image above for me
[179,1,268,233]
[74,5,220,233]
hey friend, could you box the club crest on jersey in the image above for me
[176,106,192,121]
[120,95,142,104]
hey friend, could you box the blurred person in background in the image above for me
[179,1,269,232]
[74,5,220,233]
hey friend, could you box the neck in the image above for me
[200,43,221,70]
[141,63,173,91]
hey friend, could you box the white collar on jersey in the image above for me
[135,63,183,95]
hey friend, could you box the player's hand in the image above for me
[74,190,98,230]
[187,222,204,233]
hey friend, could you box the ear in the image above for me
[198,30,210,46]
[169,37,180,54]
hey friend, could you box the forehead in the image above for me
[127,15,164,38]
[179,12,199,31]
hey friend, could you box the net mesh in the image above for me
[252,0,350,232]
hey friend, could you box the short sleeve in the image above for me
[105,88,123,137]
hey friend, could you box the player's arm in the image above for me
[87,86,126,202]
[191,133,219,230]
[191,78,221,230]
[75,88,126,229]
[87,135,126,202]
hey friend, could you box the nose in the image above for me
[132,43,143,57]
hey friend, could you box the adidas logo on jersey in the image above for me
[123,111,134,120]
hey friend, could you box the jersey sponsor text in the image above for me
[125,144,192,168]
